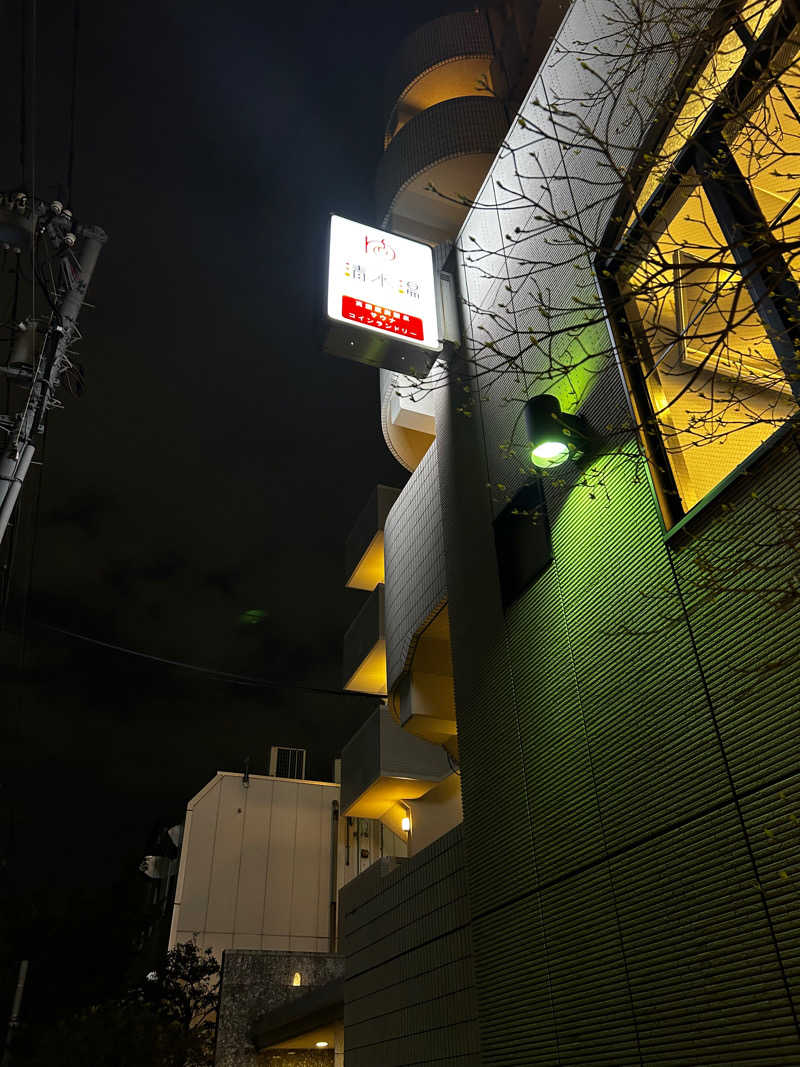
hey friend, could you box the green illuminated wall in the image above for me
[437,361,800,1062]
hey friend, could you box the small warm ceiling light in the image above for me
[524,393,591,468]
[401,815,411,833]
[315,1041,329,1048]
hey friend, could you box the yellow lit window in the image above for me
[740,0,784,39]
[634,0,784,215]
[615,8,800,522]
[727,38,800,284]
[636,29,746,213]
[628,178,795,514]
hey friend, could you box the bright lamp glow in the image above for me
[401,815,411,832]
[531,440,570,466]
[315,1041,329,1048]
[292,972,301,987]
[524,394,592,469]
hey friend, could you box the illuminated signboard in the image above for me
[327,216,441,353]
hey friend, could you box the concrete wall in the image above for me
[169,773,339,961]
[428,0,800,1061]
[339,825,480,1066]
[215,950,340,1067]
[407,774,462,857]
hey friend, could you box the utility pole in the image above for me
[1,959,28,1067]
[0,193,106,549]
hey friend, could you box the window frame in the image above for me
[598,3,800,529]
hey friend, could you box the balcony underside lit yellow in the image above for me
[389,57,493,143]
[396,606,457,743]
[346,531,385,591]
[343,774,442,819]
[387,424,434,471]
[403,708,457,745]
[404,774,463,854]
[344,639,387,696]
[267,1024,336,1050]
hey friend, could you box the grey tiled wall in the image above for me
[339,826,480,1066]
[433,0,800,1061]
[377,96,509,227]
[384,440,447,690]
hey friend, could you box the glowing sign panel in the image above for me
[327,216,440,351]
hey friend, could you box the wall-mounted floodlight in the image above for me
[524,394,592,468]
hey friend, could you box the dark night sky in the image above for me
[0,0,461,945]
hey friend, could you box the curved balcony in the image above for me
[384,12,494,145]
[379,369,435,473]
[376,95,509,244]
[394,607,457,746]
[382,442,457,746]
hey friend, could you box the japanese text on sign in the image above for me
[341,296,424,340]
[327,216,439,352]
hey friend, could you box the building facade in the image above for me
[333,0,800,1063]
[169,770,343,962]
[168,761,409,1064]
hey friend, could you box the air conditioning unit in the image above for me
[268,746,307,780]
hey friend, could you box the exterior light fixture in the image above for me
[292,972,302,987]
[315,1041,329,1048]
[524,393,592,468]
[401,805,411,834]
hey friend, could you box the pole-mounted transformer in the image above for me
[0,193,107,547]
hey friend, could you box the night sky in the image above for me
[0,0,459,1014]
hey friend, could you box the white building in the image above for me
[169,765,404,963]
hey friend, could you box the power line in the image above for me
[17,429,45,669]
[18,0,25,186]
[35,622,378,700]
[66,0,80,206]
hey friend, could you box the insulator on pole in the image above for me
[8,323,36,371]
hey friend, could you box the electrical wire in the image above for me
[35,622,379,699]
[66,0,80,207]
[0,507,19,632]
[18,0,25,187]
[17,428,45,669]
